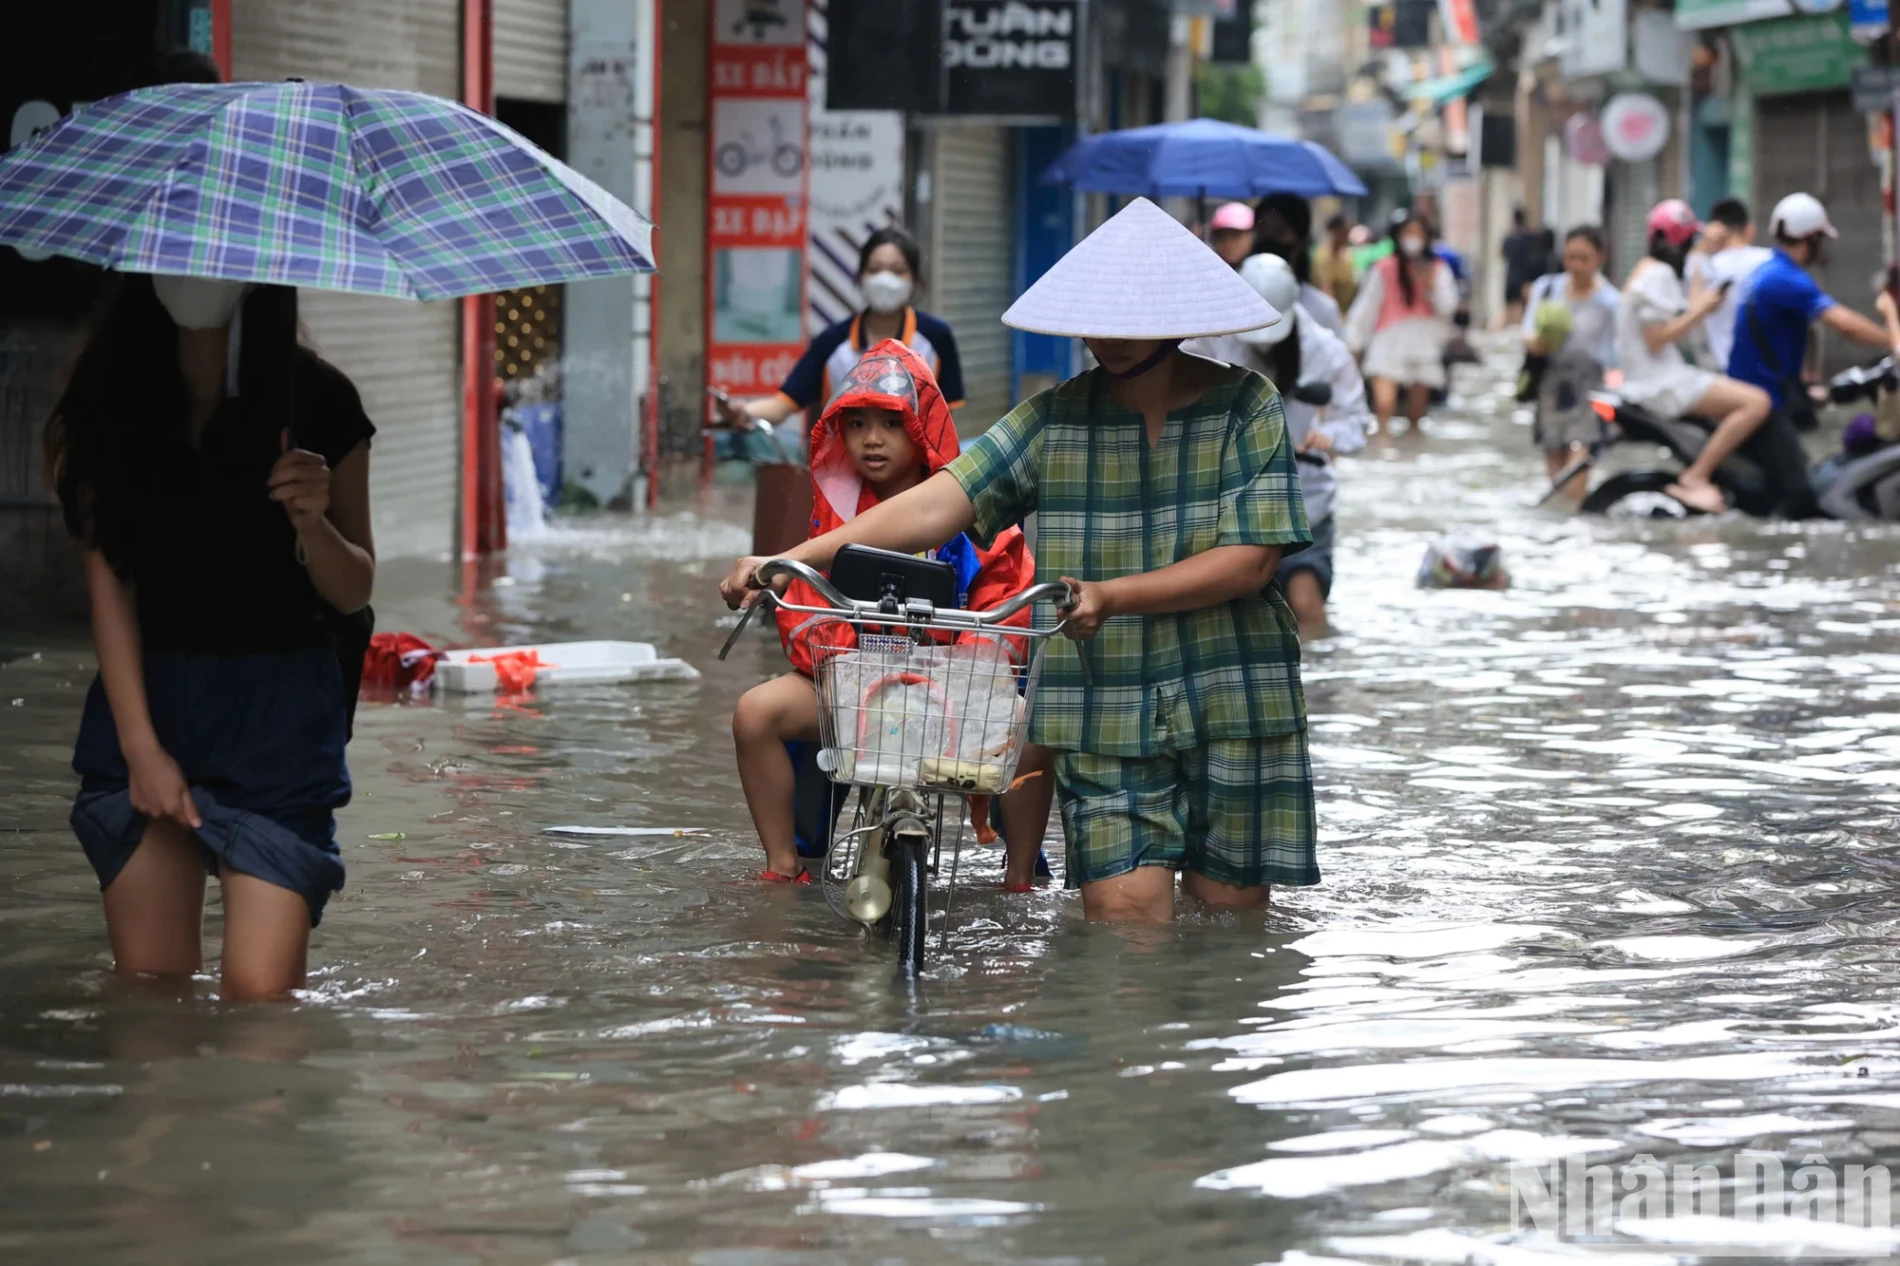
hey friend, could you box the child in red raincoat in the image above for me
[732,340,1047,886]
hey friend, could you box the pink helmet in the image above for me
[1646,199,1701,249]
[1210,201,1255,232]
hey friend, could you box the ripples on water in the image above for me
[3,354,1899,1263]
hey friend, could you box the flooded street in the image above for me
[5,347,1900,1265]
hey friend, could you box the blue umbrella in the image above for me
[0,81,653,299]
[1040,118,1367,200]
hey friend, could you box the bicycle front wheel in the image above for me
[887,832,928,975]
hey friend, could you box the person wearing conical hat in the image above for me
[722,198,1319,923]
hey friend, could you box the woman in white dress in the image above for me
[1614,200,1770,514]
[1344,209,1459,437]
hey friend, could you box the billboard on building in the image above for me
[808,0,907,334]
[825,0,1078,118]
[706,0,811,401]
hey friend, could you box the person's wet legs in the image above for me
[1545,444,1591,507]
[998,743,1056,888]
[217,867,310,1001]
[1284,570,1327,640]
[733,673,821,878]
[102,818,206,982]
[1371,376,1398,436]
[1080,866,1175,922]
[1405,381,1432,429]
[1182,870,1270,912]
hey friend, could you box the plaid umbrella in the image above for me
[0,81,653,300]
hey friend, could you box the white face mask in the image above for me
[151,273,251,329]
[1398,236,1426,258]
[861,270,912,314]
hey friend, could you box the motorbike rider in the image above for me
[1726,193,1900,431]
[1615,200,1771,515]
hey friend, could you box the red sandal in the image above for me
[757,868,812,885]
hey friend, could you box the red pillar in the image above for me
[210,0,232,77]
[461,0,502,558]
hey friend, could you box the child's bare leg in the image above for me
[998,744,1055,888]
[732,674,820,878]
[1371,376,1397,436]
[1405,381,1432,427]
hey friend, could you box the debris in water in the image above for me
[367,832,406,841]
[543,826,707,837]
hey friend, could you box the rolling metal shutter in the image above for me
[232,0,463,559]
[495,0,568,104]
[1606,159,1660,285]
[930,125,1016,425]
[1754,90,1882,374]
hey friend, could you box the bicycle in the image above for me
[714,116,803,181]
[719,557,1072,975]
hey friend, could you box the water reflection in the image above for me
[2,352,1900,1261]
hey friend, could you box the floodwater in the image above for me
[4,346,1900,1265]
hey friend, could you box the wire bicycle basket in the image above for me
[803,625,1043,796]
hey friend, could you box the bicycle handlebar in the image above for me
[755,558,1076,625]
[718,560,1077,660]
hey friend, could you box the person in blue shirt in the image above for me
[1728,193,1900,412]
[714,227,965,460]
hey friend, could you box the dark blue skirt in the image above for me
[70,650,351,926]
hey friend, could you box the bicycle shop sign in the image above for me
[943,1,1079,116]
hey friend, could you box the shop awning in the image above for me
[1405,58,1496,106]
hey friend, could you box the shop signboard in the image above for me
[1601,92,1671,162]
[1562,0,1628,79]
[2,8,166,320]
[1850,0,1890,40]
[1675,0,1796,31]
[824,0,1077,118]
[942,0,1078,116]
[1730,11,1865,95]
[706,0,810,404]
[1369,0,1435,50]
[1851,63,1900,111]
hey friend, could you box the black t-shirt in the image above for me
[133,352,375,654]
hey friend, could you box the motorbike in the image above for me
[1562,356,1900,520]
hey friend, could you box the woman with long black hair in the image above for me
[1343,208,1459,436]
[48,275,375,1000]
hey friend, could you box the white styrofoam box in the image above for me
[434,641,701,694]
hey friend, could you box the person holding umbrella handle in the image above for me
[52,275,376,1001]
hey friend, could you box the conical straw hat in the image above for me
[1001,197,1278,340]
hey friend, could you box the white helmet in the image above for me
[1235,253,1299,346]
[1769,192,1838,241]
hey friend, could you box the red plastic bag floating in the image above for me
[468,649,550,693]
[362,632,443,698]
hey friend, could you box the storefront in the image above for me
[927,122,1017,423]
[0,2,169,611]
[232,2,466,559]
[1729,12,1876,365]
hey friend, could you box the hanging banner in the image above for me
[1438,0,1481,46]
[706,0,811,404]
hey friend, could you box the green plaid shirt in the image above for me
[947,367,1311,757]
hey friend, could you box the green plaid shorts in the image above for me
[1054,734,1319,890]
